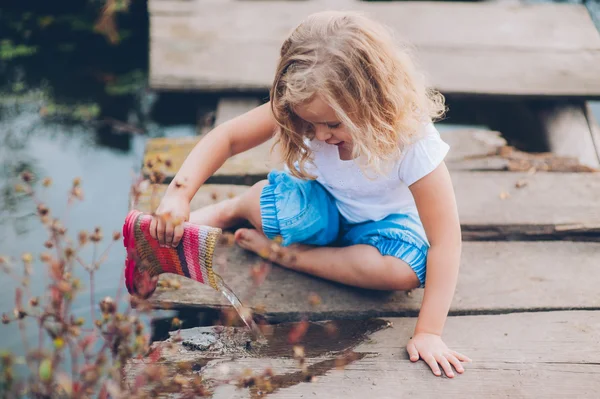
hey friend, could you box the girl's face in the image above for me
[294,96,352,148]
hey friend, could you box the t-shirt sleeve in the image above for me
[398,123,450,186]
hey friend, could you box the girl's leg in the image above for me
[190,179,419,290]
[188,180,267,231]
[235,228,421,291]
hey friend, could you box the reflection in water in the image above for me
[0,111,145,353]
[0,1,183,360]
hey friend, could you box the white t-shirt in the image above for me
[292,123,450,224]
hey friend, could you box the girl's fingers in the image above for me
[165,223,175,247]
[423,355,441,377]
[450,350,472,363]
[445,353,464,373]
[435,354,454,378]
[150,217,157,240]
[156,218,166,246]
[406,342,419,362]
[172,224,184,248]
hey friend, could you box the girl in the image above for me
[149,10,470,377]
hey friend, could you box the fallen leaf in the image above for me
[307,292,321,307]
[515,179,528,189]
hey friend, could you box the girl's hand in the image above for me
[150,193,190,248]
[406,332,471,378]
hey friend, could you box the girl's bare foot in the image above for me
[234,228,272,255]
[235,228,300,269]
[189,198,242,229]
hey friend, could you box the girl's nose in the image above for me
[314,126,332,142]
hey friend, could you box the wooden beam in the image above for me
[263,312,600,398]
[585,102,600,165]
[149,1,600,97]
[538,102,600,169]
[147,241,600,319]
[141,127,513,182]
[135,169,600,240]
[214,98,262,127]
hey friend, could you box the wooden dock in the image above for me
[149,0,600,98]
[131,97,600,397]
[137,1,600,396]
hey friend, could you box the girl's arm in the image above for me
[164,101,277,201]
[150,101,277,246]
[406,162,470,377]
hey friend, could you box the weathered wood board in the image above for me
[149,1,600,97]
[586,102,600,165]
[449,171,600,238]
[128,311,600,398]
[142,123,599,184]
[214,98,262,127]
[136,184,250,215]
[261,312,600,399]
[147,241,600,320]
[143,135,279,185]
[141,127,511,182]
[538,102,600,169]
[135,171,600,239]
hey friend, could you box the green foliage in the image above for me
[105,69,145,96]
[0,40,38,61]
[40,102,101,122]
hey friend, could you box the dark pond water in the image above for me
[0,0,222,361]
[0,0,599,367]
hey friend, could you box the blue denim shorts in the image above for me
[259,170,430,287]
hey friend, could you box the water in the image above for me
[0,0,202,363]
[216,277,265,341]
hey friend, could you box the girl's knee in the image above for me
[381,256,421,291]
[234,180,268,228]
[253,179,269,191]
[243,180,268,200]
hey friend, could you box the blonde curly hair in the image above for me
[270,10,446,179]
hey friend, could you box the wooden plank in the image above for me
[439,128,508,171]
[135,184,249,214]
[147,241,600,319]
[142,127,600,182]
[143,97,278,185]
[451,171,600,238]
[214,98,262,127]
[538,102,600,169]
[149,1,600,97]
[141,128,510,182]
[128,311,600,398]
[585,102,600,165]
[261,312,600,398]
[143,135,279,185]
[150,1,600,50]
[135,171,600,238]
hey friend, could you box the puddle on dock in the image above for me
[254,318,390,358]
[153,318,390,397]
[147,276,392,396]
[158,317,390,362]
[149,275,392,396]
[239,319,390,398]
